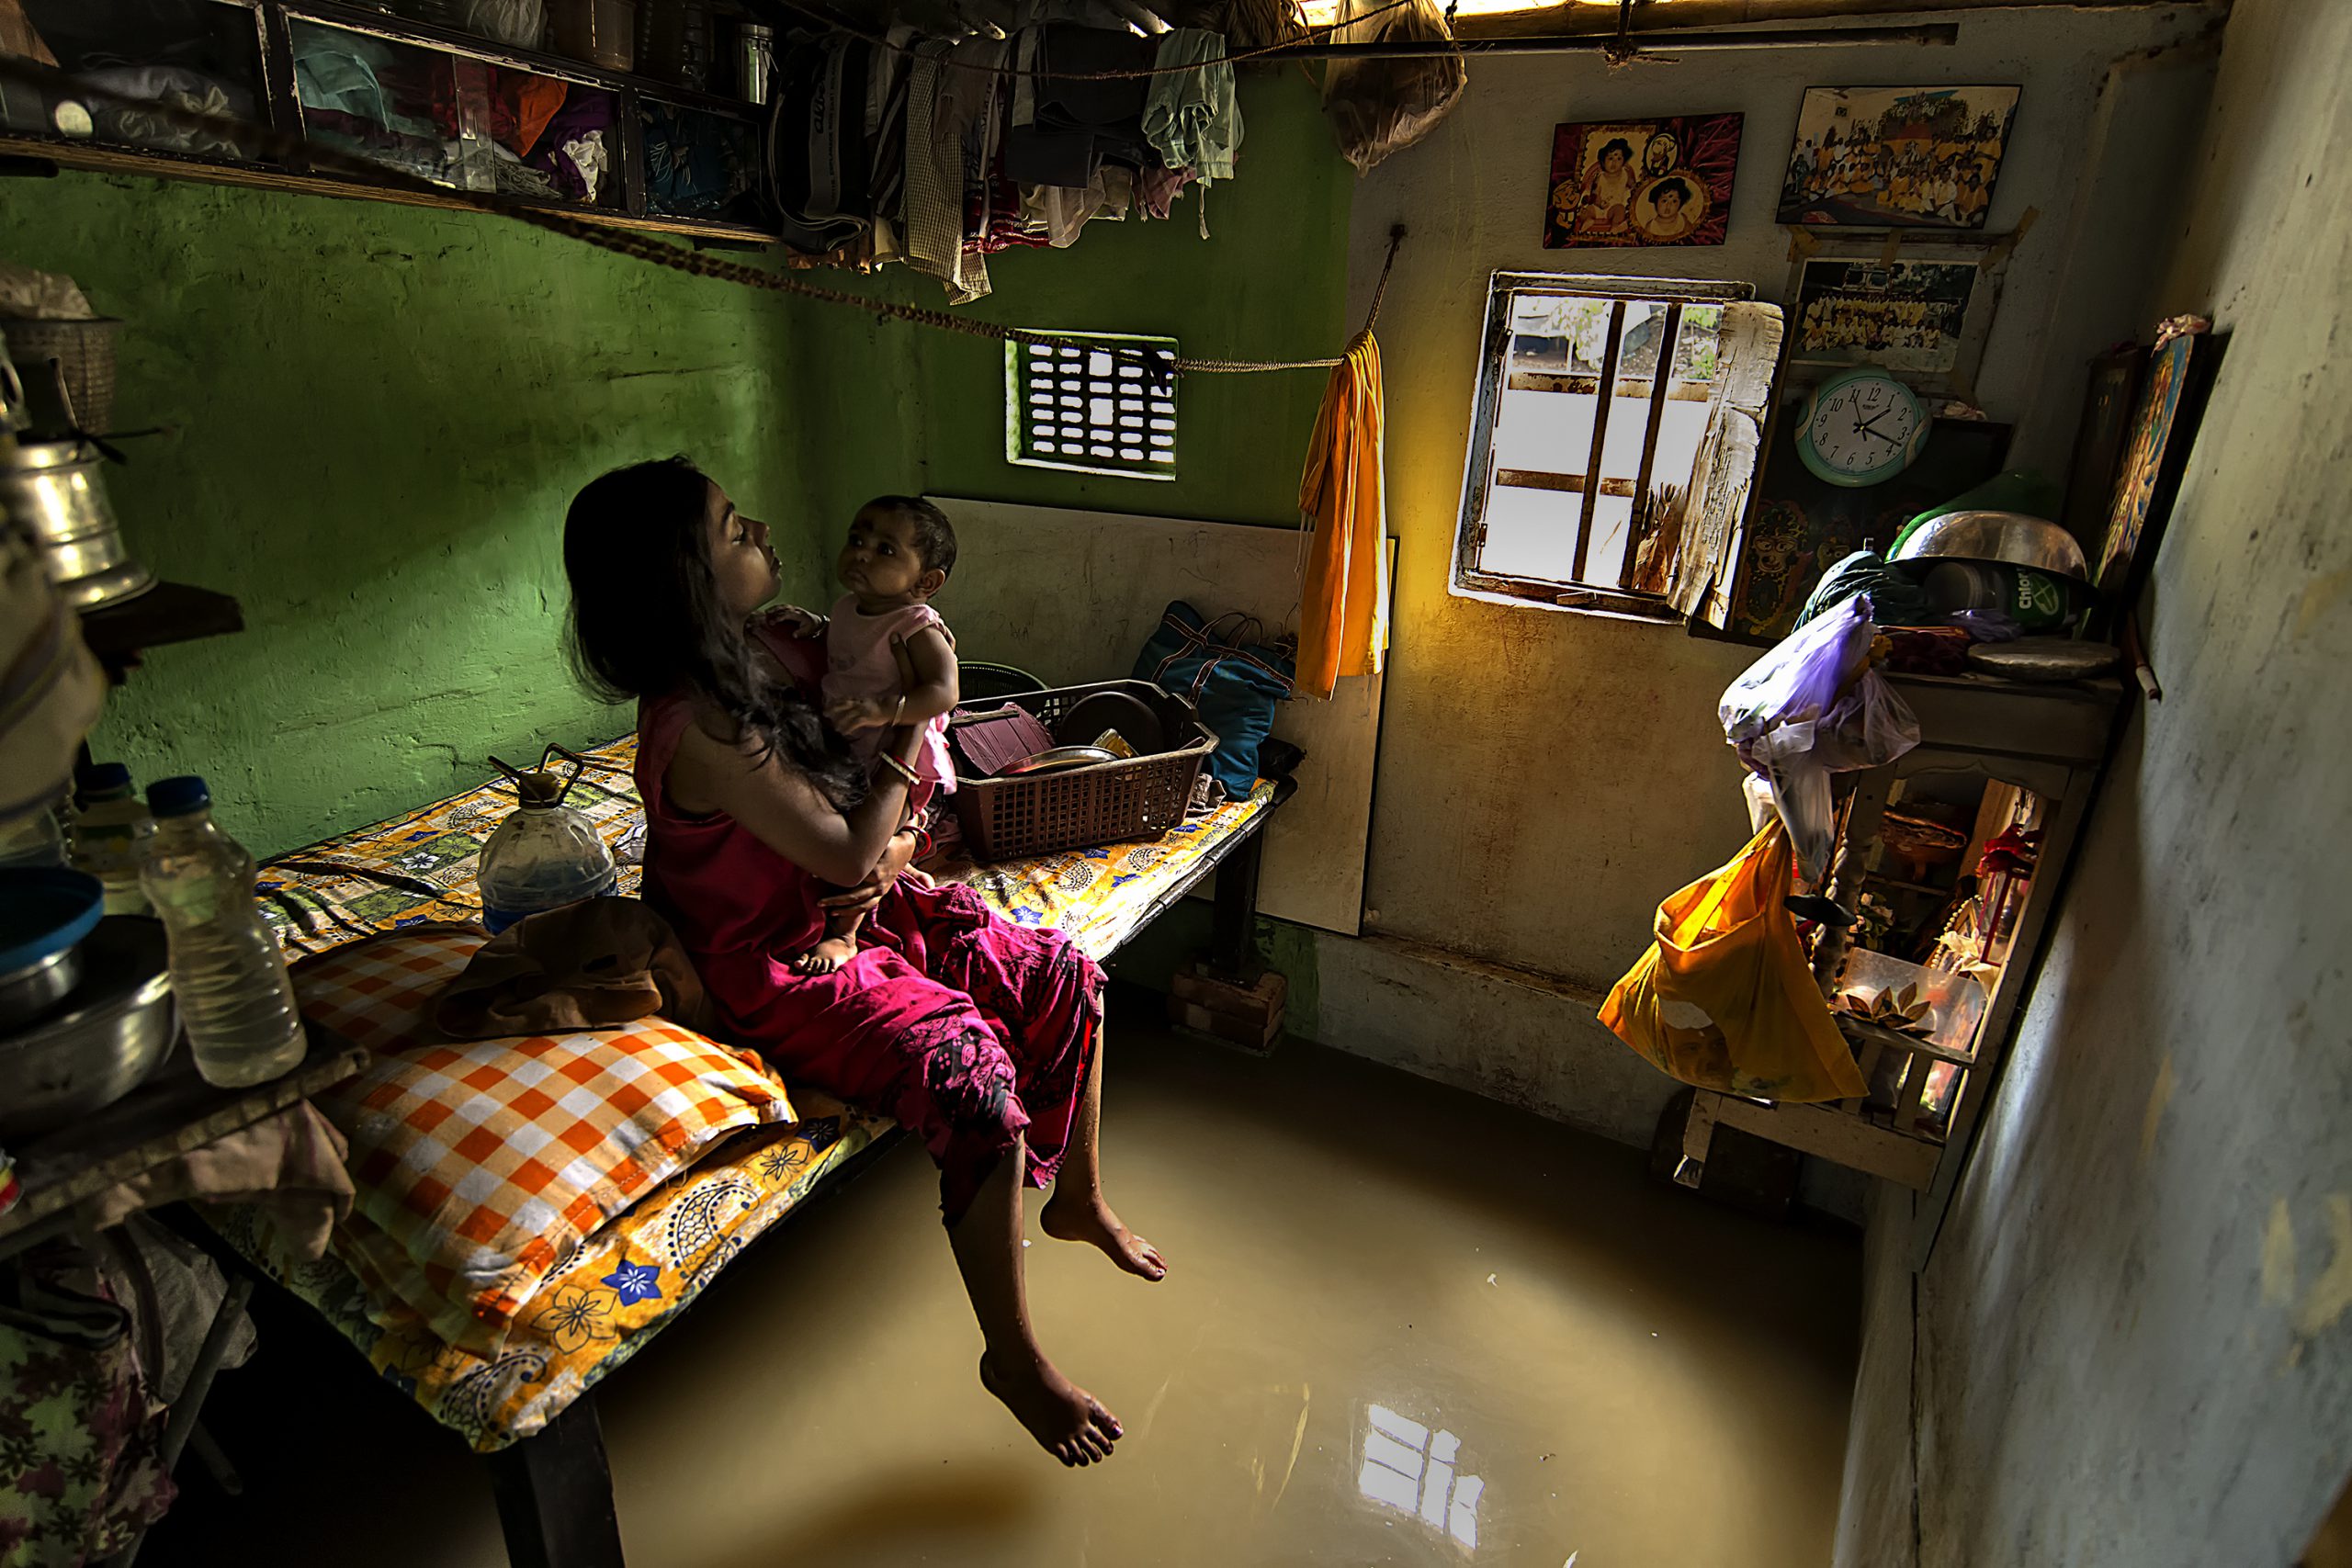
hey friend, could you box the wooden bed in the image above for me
[204,733,1289,1568]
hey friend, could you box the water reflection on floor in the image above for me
[155,1017,1860,1567]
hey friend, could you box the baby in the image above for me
[774,495,961,974]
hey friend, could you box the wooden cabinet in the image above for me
[1,0,774,244]
[1677,670,2124,1263]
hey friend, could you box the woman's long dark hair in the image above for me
[563,457,865,808]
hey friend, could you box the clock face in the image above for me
[1799,372,1928,488]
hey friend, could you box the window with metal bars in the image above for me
[1453,273,1777,622]
[1005,332,1179,480]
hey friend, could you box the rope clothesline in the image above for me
[0,51,1403,374]
[764,0,1428,80]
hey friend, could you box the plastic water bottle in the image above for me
[71,762,155,915]
[140,775,306,1088]
[0,798,66,870]
[477,762,616,934]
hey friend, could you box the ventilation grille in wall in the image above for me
[1005,332,1178,480]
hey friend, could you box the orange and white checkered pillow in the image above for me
[293,928,794,1352]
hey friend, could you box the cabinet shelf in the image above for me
[4,0,779,244]
[285,0,763,123]
[78,581,244,671]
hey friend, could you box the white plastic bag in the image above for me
[1320,0,1466,174]
[459,0,545,48]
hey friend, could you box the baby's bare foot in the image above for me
[790,936,858,976]
[979,1352,1123,1466]
[1041,1195,1167,1281]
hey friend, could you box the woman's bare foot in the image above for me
[790,935,858,976]
[979,1352,1123,1466]
[1041,1195,1167,1281]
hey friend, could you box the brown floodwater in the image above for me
[153,1020,1860,1567]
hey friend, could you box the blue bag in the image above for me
[1132,603,1295,797]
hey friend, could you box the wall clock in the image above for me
[1794,368,1931,488]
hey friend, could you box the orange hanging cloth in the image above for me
[1295,331,1391,700]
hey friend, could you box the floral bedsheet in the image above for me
[214,1103,888,1453]
[255,733,1273,964]
[232,733,1272,1450]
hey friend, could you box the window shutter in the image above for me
[1005,333,1178,480]
[1665,301,1784,627]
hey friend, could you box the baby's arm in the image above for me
[895,624,959,726]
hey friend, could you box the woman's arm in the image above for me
[673,714,923,887]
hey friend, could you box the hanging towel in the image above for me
[1142,28,1241,184]
[1295,332,1391,700]
[900,41,961,284]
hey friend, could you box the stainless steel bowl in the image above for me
[1892,510,2091,582]
[0,944,83,1032]
[0,917,175,1141]
[0,867,104,1032]
[999,745,1119,777]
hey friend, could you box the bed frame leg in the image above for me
[1675,1091,1723,1189]
[1207,826,1266,980]
[485,1396,625,1568]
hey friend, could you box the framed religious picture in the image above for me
[1783,233,2008,396]
[1724,412,2012,643]
[1544,112,1743,249]
[2096,317,2222,604]
[2059,345,2146,551]
[1776,85,2020,230]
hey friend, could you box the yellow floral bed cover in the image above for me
[232,733,1272,1451]
[255,733,1273,964]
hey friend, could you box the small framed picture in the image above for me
[1776,85,2019,230]
[1544,112,1743,249]
[1783,234,2008,397]
[2097,319,2221,602]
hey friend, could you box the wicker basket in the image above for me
[1,318,121,434]
[951,681,1218,862]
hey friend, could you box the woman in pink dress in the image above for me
[562,458,1163,1467]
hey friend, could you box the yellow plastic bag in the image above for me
[1600,821,1865,1104]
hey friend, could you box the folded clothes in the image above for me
[434,895,714,1039]
[528,94,615,203]
[953,704,1058,778]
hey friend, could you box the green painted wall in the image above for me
[1,70,1351,867]
[1,175,818,856]
[773,73,1351,589]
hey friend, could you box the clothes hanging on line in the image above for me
[1295,331,1391,699]
[765,10,1246,297]
[1143,27,1240,185]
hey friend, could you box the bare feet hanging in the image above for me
[979,1352,1124,1467]
[790,935,859,976]
[1041,1195,1168,1282]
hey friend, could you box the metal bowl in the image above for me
[1966,637,2121,682]
[998,745,1119,777]
[0,868,104,1032]
[1892,510,2091,582]
[0,917,175,1141]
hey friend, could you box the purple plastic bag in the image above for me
[1719,592,1877,745]
[1720,592,1920,881]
